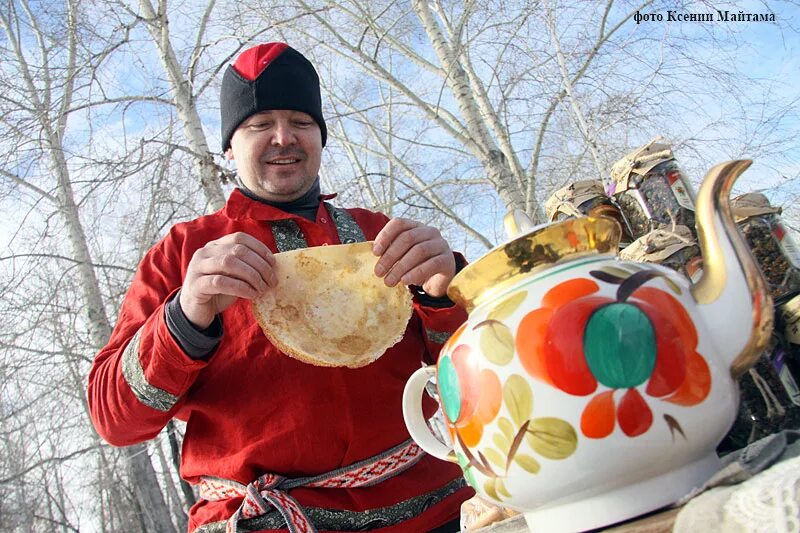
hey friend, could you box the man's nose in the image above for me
[271,121,297,146]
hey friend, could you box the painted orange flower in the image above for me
[437,324,503,447]
[516,270,711,438]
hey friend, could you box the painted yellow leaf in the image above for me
[504,374,533,427]
[492,432,510,454]
[487,291,528,321]
[603,266,634,279]
[484,478,500,502]
[663,277,683,295]
[497,417,515,442]
[483,447,506,470]
[478,320,515,365]
[496,478,511,498]
[526,417,577,459]
[514,453,541,474]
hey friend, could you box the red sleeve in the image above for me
[87,230,210,446]
[347,208,469,365]
[413,299,468,364]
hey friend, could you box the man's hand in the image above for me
[372,218,456,298]
[180,232,277,329]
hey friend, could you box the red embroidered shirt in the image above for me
[87,190,473,532]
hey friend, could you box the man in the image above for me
[87,42,473,533]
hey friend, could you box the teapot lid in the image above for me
[447,216,622,312]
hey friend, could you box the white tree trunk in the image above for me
[412,0,524,211]
[139,0,226,211]
[155,435,189,532]
[125,445,178,532]
[542,0,605,181]
[47,48,180,533]
[0,1,179,530]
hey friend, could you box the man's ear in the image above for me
[224,148,234,161]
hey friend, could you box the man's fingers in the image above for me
[373,217,456,295]
[228,234,277,284]
[227,242,277,287]
[374,225,437,277]
[382,240,444,286]
[199,274,261,300]
[180,232,277,325]
[214,232,275,266]
[373,218,418,256]
[218,255,270,293]
[199,243,275,290]
[187,254,267,297]
[397,253,454,287]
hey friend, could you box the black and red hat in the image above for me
[220,43,327,151]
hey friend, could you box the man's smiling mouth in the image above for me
[268,158,301,165]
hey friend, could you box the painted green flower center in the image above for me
[438,356,462,422]
[583,303,656,389]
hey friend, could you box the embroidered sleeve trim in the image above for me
[121,327,180,412]
[425,329,452,345]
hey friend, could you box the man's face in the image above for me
[226,110,322,202]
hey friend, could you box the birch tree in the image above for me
[0,1,178,530]
[130,0,227,210]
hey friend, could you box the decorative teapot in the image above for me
[402,161,773,531]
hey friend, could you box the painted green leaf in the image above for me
[437,356,462,423]
[526,417,578,460]
[504,374,533,426]
[514,453,541,474]
[483,447,506,470]
[493,431,511,453]
[498,417,515,442]
[457,453,478,489]
[584,303,656,389]
[477,320,515,366]
[496,478,511,498]
[487,291,528,321]
[484,478,500,501]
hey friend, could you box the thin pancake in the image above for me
[251,242,413,368]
